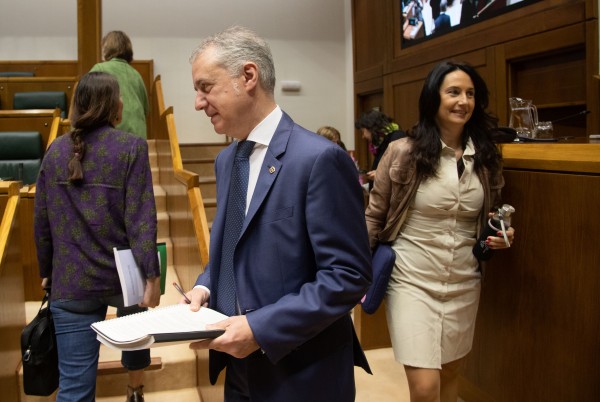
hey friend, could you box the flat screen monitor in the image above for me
[401,0,542,46]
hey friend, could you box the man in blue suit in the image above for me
[433,0,452,35]
[185,26,372,401]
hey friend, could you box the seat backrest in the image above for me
[0,71,35,77]
[13,91,67,118]
[0,131,43,185]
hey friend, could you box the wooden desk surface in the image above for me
[499,140,600,173]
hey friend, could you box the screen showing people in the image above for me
[401,0,540,45]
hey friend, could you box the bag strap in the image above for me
[37,290,50,315]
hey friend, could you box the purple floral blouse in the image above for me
[34,125,159,300]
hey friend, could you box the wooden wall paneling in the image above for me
[389,0,402,72]
[385,61,432,126]
[0,61,78,77]
[352,0,387,82]
[509,48,586,106]
[354,76,383,97]
[492,46,509,126]
[585,19,599,134]
[585,0,599,17]
[77,0,101,75]
[354,65,385,85]
[0,61,154,102]
[387,73,422,135]
[502,23,586,64]
[483,47,499,117]
[461,168,600,402]
[130,60,155,106]
[502,23,588,137]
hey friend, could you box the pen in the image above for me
[173,282,192,304]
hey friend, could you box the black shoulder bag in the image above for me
[21,290,59,396]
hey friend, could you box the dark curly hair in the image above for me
[408,60,501,180]
[355,109,400,147]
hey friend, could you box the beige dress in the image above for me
[385,139,484,369]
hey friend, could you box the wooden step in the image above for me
[180,143,227,159]
[153,184,167,212]
[97,387,202,402]
[183,159,215,176]
[97,357,163,376]
[203,197,216,223]
[157,211,170,239]
[198,176,216,199]
[151,165,160,185]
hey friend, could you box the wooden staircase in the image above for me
[179,143,229,229]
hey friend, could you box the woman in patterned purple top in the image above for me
[34,72,160,402]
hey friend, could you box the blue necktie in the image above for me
[216,140,255,316]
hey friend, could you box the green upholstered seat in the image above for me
[0,131,43,185]
[13,91,67,118]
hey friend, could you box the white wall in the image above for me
[0,0,355,146]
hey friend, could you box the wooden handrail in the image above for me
[0,179,26,401]
[153,75,166,117]
[46,109,62,149]
[161,107,210,266]
[162,107,184,170]
[182,179,210,266]
[0,181,21,269]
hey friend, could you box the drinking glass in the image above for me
[535,121,554,139]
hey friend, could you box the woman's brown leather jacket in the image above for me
[365,137,504,249]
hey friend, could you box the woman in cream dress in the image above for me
[365,61,515,402]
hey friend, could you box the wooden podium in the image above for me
[460,140,600,401]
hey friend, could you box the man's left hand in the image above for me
[189,314,260,359]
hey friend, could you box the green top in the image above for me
[90,58,149,139]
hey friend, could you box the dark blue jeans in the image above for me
[50,295,150,402]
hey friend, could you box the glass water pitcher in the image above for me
[509,97,538,138]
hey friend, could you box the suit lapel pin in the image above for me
[269,166,276,174]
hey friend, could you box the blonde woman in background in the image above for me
[317,125,347,150]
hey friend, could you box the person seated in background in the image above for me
[355,109,405,190]
[90,30,149,139]
[317,125,347,150]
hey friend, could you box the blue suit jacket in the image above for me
[196,113,372,401]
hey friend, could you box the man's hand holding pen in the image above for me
[173,282,208,308]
